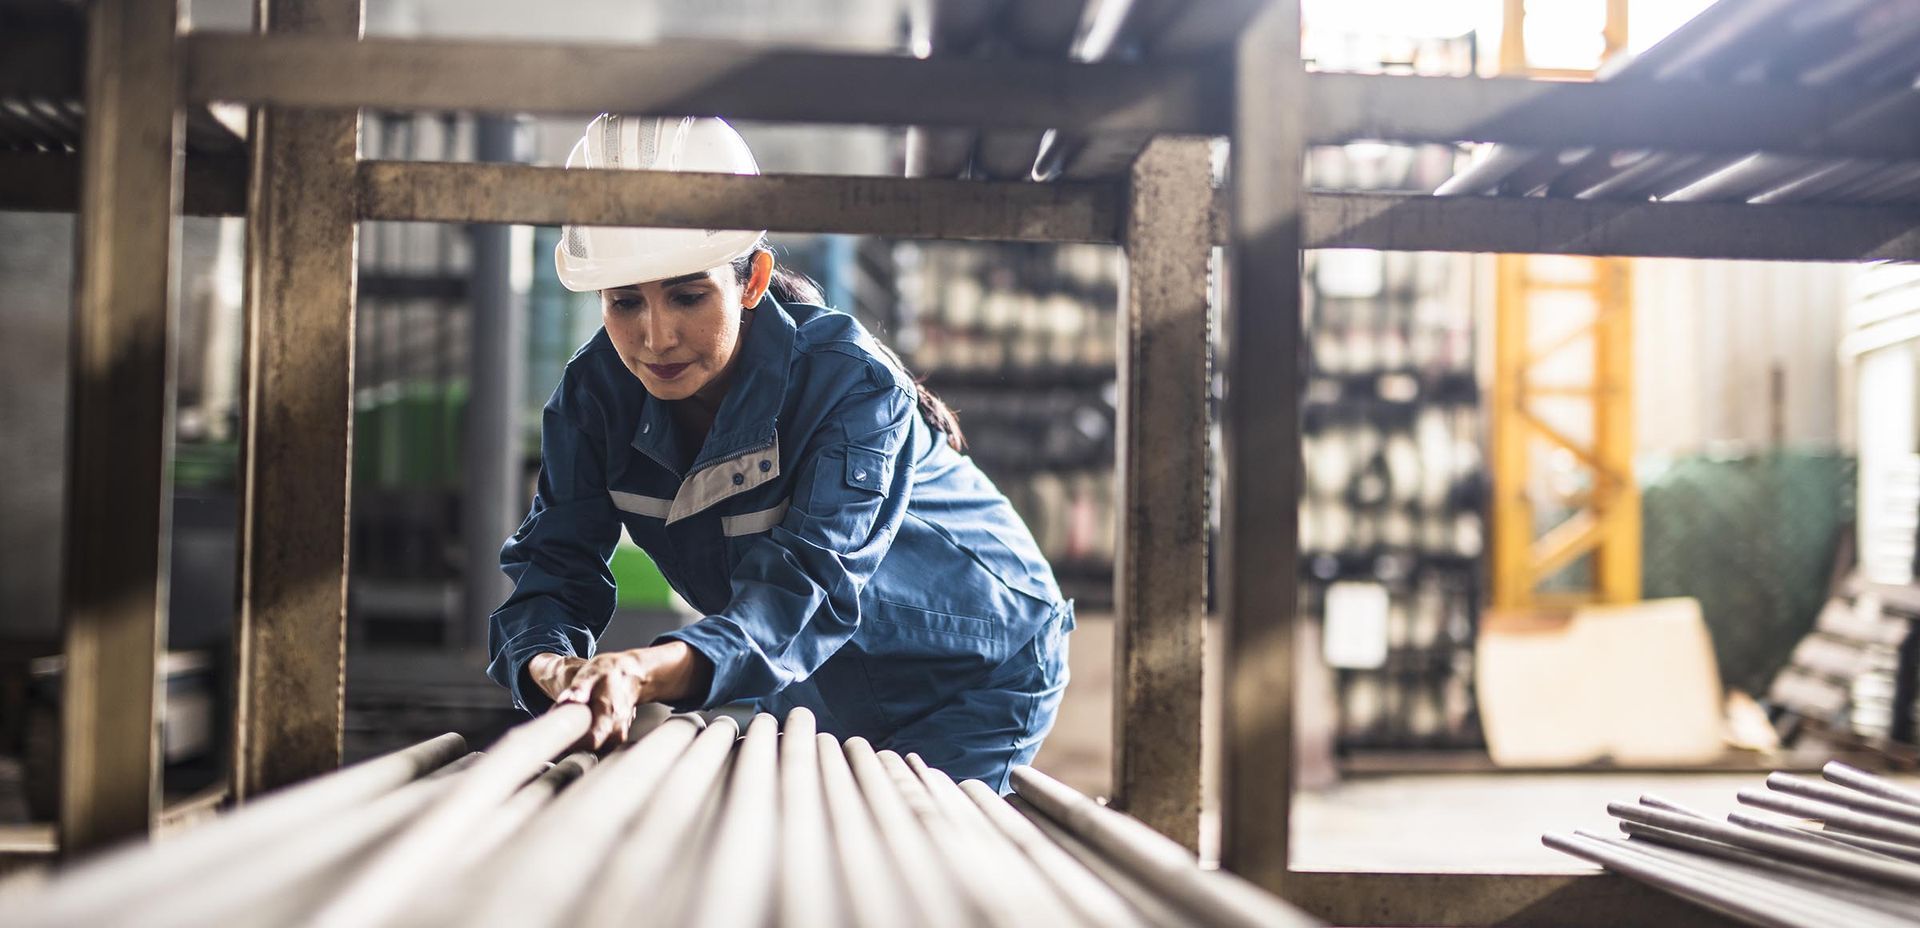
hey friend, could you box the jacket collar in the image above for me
[629,295,795,518]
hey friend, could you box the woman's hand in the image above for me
[527,643,712,749]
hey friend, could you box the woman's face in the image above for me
[600,254,768,401]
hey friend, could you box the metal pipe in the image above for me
[960,778,1154,928]
[1544,831,1829,928]
[1614,824,1920,920]
[10,732,466,927]
[430,715,702,928]
[1011,795,1206,928]
[1596,827,1913,927]
[1636,793,1713,819]
[570,716,743,928]
[685,713,780,928]
[1826,762,1920,809]
[1738,788,1920,849]
[1726,810,1916,863]
[904,754,1089,927]
[776,709,840,928]
[878,750,1035,928]
[308,706,591,928]
[1769,773,1920,827]
[1010,766,1323,928]
[815,732,916,928]
[1607,801,1920,890]
[841,738,975,928]
[439,751,598,873]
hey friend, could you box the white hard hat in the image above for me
[553,115,766,292]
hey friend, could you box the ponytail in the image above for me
[733,247,967,452]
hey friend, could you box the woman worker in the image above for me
[487,115,1073,791]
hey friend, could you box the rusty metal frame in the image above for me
[25,1,1920,923]
[231,0,364,800]
[1111,137,1213,851]
[58,0,184,855]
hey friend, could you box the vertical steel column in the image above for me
[1221,0,1304,891]
[233,0,364,798]
[1113,137,1212,852]
[462,117,524,651]
[60,0,184,854]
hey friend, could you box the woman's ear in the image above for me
[743,250,774,309]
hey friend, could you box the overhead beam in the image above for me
[60,0,183,854]
[0,151,248,217]
[1294,192,1920,262]
[183,33,1227,134]
[1310,73,1920,160]
[357,161,1125,243]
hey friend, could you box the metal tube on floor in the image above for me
[1594,827,1910,928]
[11,731,467,928]
[572,716,742,928]
[1729,811,1920,864]
[878,750,1029,927]
[1607,801,1920,890]
[776,709,839,928]
[1826,762,1920,809]
[686,713,780,928]
[1725,811,1917,863]
[959,778,1154,928]
[1614,823,1920,920]
[1546,832,1825,928]
[308,706,591,928]
[432,715,701,927]
[1636,794,1713,819]
[1010,795,1195,928]
[842,738,975,928]
[1768,773,1920,827]
[440,751,598,873]
[904,754,1087,928]
[815,732,915,928]
[1738,788,1920,849]
[1010,766,1323,928]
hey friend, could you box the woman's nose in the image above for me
[641,308,675,353]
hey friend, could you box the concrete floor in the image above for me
[1031,612,1914,873]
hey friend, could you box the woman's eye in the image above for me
[610,297,640,311]
[672,290,709,307]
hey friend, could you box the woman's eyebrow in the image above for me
[659,273,709,288]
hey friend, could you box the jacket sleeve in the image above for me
[485,401,622,713]
[658,380,916,709]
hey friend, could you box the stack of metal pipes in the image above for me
[1436,0,1920,205]
[2,706,1322,928]
[1547,761,1920,928]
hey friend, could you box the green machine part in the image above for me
[610,536,677,610]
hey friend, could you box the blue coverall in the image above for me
[486,295,1072,791]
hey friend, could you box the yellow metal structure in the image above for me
[1490,0,1641,609]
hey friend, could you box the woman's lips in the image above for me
[644,362,691,380]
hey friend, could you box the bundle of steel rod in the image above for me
[2,706,1322,928]
[1545,761,1920,928]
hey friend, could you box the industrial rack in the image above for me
[6,0,1920,924]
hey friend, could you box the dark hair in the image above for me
[734,249,966,452]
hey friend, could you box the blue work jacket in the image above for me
[487,295,1072,789]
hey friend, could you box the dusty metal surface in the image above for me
[232,0,363,801]
[1283,870,1746,928]
[183,32,1225,135]
[358,160,1124,242]
[1219,0,1304,895]
[58,0,183,855]
[1111,137,1210,853]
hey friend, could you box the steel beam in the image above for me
[232,0,363,801]
[1112,137,1209,852]
[59,0,184,855]
[1219,0,1303,893]
[1309,72,1920,160]
[182,33,1227,134]
[0,151,247,217]
[357,160,1122,243]
[1293,192,1920,262]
